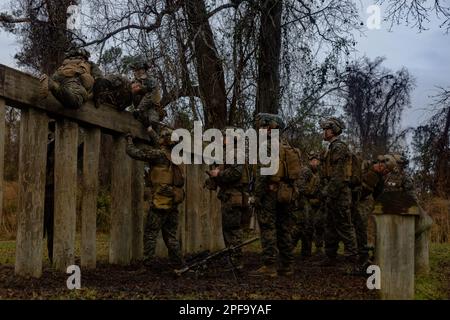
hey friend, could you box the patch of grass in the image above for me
[415,243,450,300]
[0,240,15,264]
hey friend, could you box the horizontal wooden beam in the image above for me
[0,64,149,140]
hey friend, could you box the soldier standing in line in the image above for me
[320,117,358,271]
[40,48,103,109]
[204,128,247,269]
[125,128,185,268]
[383,154,433,235]
[352,155,391,269]
[250,113,298,277]
[292,151,324,258]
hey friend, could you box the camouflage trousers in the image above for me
[291,202,313,257]
[50,77,88,109]
[221,203,244,263]
[352,195,374,261]
[324,186,358,259]
[257,191,295,268]
[144,207,183,266]
[311,203,325,251]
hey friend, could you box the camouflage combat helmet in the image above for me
[307,151,320,161]
[255,113,285,130]
[383,154,398,171]
[65,47,91,60]
[391,154,408,167]
[320,117,346,135]
[129,55,150,71]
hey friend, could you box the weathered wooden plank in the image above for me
[0,99,5,225]
[15,108,48,278]
[0,64,148,140]
[415,230,430,275]
[374,214,415,300]
[53,119,79,272]
[131,160,144,262]
[109,135,132,265]
[81,127,101,269]
[183,164,224,253]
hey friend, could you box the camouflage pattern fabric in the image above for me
[126,140,184,265]
[322,137,357,259]
[132,73,162,129]
[50,60,103,109]
[256,191,295,268]
[205,147,245,263]
[144,208,183,266]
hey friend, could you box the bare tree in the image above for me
[0,0,76,74]
[341,57,415,157]
[378,0,450,32]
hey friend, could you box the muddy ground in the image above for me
[0,253,379,300]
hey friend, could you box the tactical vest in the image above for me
[149,150,185,210]
[383,170,404,192]
[56,58,95,91]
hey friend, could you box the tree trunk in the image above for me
[256,0,283,114]
[184,0,227,129]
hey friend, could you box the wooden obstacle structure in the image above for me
[0,64,223,278]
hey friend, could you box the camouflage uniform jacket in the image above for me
[323,137,350,198]
[126,141,170,167]
[384,168,417,200]
[361,168,384,200]
[132,72,159,106]
[294,165,321,206]
[206,147,244,201]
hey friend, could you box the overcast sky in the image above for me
[0,0,449,130]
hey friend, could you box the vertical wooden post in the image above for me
[109,135,132,265]
[81,127,100,269]
[374,214,416,300]
[415,229,430,275]
[53,119,78,272]
[15,108,48,278]
[131,160,144,262]
[0,99,5,225]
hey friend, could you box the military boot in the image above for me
[249,265,277,278]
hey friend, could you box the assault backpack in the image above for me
[275,142,302,181]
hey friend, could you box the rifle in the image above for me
[174,237,259,276]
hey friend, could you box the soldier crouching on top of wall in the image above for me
[40,48,103,109]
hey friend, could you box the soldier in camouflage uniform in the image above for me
[292,151,322,258]
[320,117,358,268]
[383,154,433,235]
[129,56,163,132]
[250,113,296,277]
[205,129,246,268]
[125,128,185,267]
[93,74,132,111]
[40,48,103,109]
[352,156,390,267]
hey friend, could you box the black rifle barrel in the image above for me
[174,237,259,276]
